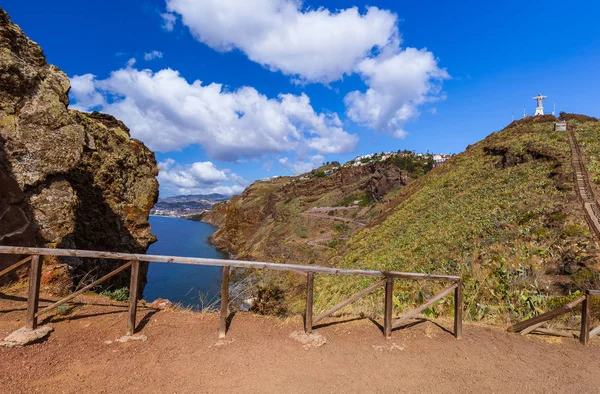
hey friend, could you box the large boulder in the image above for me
[0,7,159,294]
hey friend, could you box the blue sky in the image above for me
[4,0,600,197]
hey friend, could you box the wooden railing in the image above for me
[0,245,462,339]
[507,290,599,345]
[567,127,600,239]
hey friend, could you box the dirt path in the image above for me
[306,206,360,213]
[301,207,366,227]
[1,291,600,393]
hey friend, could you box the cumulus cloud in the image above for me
[345,46,449,137]
[279,154,325,174]
[165,0,397,84]
[164,0,449,138]
[144,50,164,61]
[69,74,105,111]
[158,159,246,196]
[69,65,357,160]
[161,12,177,31]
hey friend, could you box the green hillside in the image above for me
[319,114,600,322]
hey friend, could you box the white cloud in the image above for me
[69,65,357,160]
[161,12,177,31]
[164,0,449,138]
[157,159,246,196]
[69,74,105,111]
[345,47,449,137]
[279,154,324,174]
[189,162,227,183]
[165,0,397,84]
[144,50,164,61]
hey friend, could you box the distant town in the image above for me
[344,151,453,168]
[150,194,229,218]
[264,150,455,182]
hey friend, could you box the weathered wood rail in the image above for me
[507,290,599,345]
[567,126,600,239]
[0,245,462,339]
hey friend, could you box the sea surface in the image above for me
[142,216,228,309]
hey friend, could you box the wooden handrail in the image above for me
[589,325,600,339]
[507,295,586,333]
[35,261,133,318]
[382,271,461,282]
[392,284,458,329]
[313,278,387,325]
[0,245,463,340]
[0,255,32,278]
[0,245,460,281]
[582,290,600,345]
[219,266,230,339]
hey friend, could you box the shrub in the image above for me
[250,285,287,316]
[334,223,349,233]
[559,112,599,122]
[101,287,130,302]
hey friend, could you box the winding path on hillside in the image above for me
[566,127,600,238]
[300,206,366,227]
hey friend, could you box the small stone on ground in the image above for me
[115,334,148,343]
[289,331,326,349]
[372,342,405,352]
[148,298,173,310]
[0,326,54,348]
[211,338,235,348]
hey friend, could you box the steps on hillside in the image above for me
[567,128,600,238]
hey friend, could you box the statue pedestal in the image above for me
[535,106,544,116]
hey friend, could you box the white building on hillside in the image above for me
[433,154,446,164]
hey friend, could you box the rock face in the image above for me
[203,161,411,264]
[0,8,158,293]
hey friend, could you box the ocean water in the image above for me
[143,216,228,309]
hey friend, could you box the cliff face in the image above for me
[203,161,412,264]
[0,8,159,293]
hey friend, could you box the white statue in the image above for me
[533,93,547,116]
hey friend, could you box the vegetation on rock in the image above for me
[0,7,158,294]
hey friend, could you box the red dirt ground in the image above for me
[1,290,600,393]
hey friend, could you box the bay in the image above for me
[143,215,228,309]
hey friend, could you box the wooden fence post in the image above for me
[580,291,591,345]
[305,272,314,334]
[454,279,463,339]
[26,255,42,330]
[219,266,230,338]
[127,260,140,336]
[384,277,393,338]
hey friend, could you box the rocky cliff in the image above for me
[203,161,414,264]
[0,8,158,293]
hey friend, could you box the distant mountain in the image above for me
[151,194,229,218]
[158,194,229,203]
